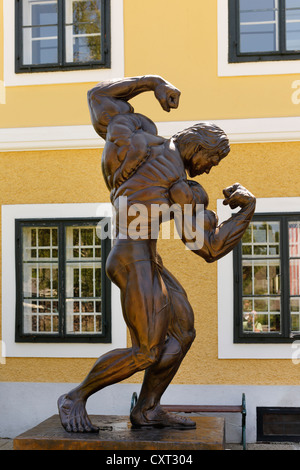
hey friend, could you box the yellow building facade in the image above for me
[0,0,300,443]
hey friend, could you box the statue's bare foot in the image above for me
[130,405,196,429]
[57,394,99,433]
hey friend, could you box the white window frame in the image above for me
[218,0,300,77]
[1,203,126,358]
[3,0,124,86]
[218,196,300,359]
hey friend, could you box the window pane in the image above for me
[242,312,268,333]
[253,222,267,243]
[242,296,281,333]
[240,24,278,53]
[286,23,300,50]
[65,225,103,334]
[290,260,300,295]
[268,222,280,243]
[241,221,280,258]
[239,0,279,53]
[286,0,300,51]
[289,222,300,296]
[254,263,268,295]
[67,34,101,62]
[270,314,280,332]
[65,0,102,63]
[81,228,94,245]
[22,226,59,334]
[22,0,58,65]
[240,220,281,335]
[291,297,300,332]
[66,226,101,260]
[240,0,276,10]
[242,260,281,296]
[31,39,58,64]
[286,0,300,19]
[242,262,252,295]
[289,221,300,256]
[269,262,281,294]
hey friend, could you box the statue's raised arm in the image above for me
[87,75,181,140]
[87,76,180,192]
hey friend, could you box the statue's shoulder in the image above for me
[107,112,158,141]
[187,180,209,208]
[102,112,164,192]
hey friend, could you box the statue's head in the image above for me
[173,122,230,177]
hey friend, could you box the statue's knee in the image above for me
[182,328,196,352]
[133,346,160,371]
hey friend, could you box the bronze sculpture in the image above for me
[58,75,256,433]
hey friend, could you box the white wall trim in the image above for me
[3,0,124,86]
[0,81,6,105]
[218,197,300,359]
[0,125,105,151]
[1,116,300,152]
[1,203,126,358]
[217,0,300,77]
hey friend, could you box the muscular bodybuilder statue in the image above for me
[58,76,256,432]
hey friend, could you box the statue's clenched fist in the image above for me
[223,183,256,209]
[154,82,181,112]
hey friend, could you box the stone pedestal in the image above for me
[13,415,225,450]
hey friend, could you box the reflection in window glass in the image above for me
[239,0,279,53]
[22,0,58,65]
[241,221,281,334]
[66,226,103,334]
[290,222,300,331]
[286,0,300,50]
[65,0,101,63]
[22,227,59,334]
[291,298,300,332]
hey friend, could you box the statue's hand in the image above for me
[223,183,255,209]
[154,82,181,112]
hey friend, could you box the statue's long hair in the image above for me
[173,122,230,162]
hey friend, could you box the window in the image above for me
[257,407,300,442]
[15,219,111,342]
[229,0,300,63]
[233,214,300,343]
[15,0,110,73]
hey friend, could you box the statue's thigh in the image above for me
[121,260,170,347]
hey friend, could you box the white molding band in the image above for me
[0,81,6,105]
[0,125,105,151]
[1,117,300,151]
